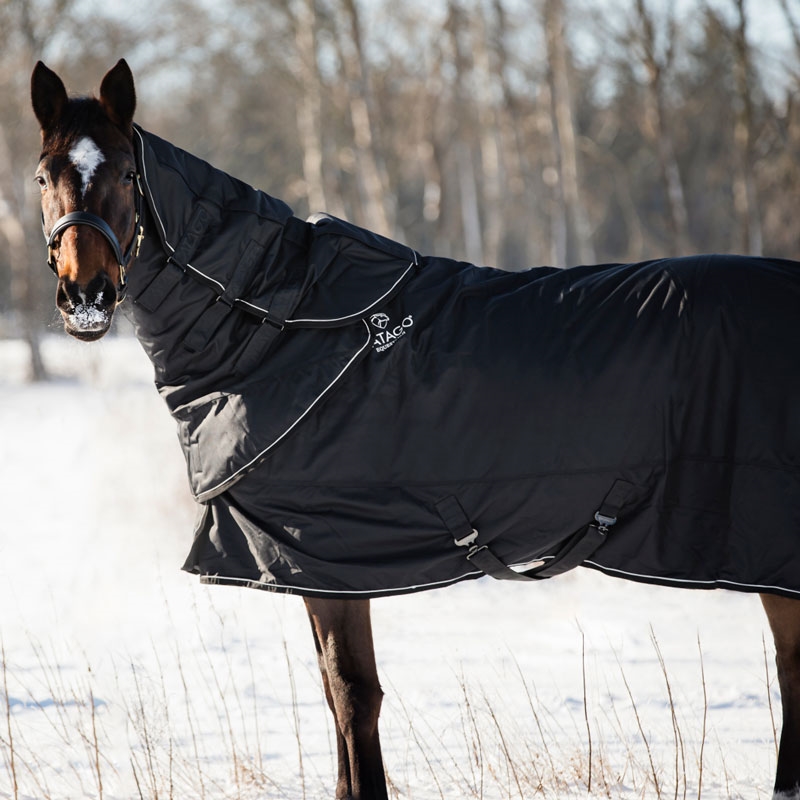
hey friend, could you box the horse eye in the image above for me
[123,170,136,184]
[34,175,47,190]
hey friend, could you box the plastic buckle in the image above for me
[454,528,479,548]
[594,512,617,533]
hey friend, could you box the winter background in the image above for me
[0,333,782,798]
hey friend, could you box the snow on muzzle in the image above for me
[56,273,117,341]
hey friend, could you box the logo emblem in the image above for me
[370,313,390,330]
[371,314,414,353]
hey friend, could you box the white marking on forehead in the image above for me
[69,136,106,197]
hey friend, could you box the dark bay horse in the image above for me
[31,59,800,799]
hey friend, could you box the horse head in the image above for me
[31,59,142,341]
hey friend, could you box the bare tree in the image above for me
[487,0,542,267]
[470,7,505,267]
[778,0,800,68]
[543,0,595,266]
[629,0,691,254]
[0,0,76,379]
[333,0,395,236]
[445,0,484,264]
[731,0,763,255]
[287,0,328,214]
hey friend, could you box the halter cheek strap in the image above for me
[42,174,145,297]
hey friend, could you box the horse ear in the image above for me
[99,59,136,137]
[31,61,69,133]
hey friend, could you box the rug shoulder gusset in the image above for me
[286,213,420,326]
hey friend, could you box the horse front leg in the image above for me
[304,597,388,800]
[762,593,800,799]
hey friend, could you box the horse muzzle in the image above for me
[56,273,118,341]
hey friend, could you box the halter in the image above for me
[42,173,145,298]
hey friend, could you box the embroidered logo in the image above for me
[370,313,414,353]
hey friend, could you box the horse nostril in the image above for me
[86,273,117,309]
[56,281,72,311]
[57,274,117,311]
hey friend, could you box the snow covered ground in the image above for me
[0,334,781,798]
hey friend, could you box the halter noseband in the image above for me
[42,173,145,297]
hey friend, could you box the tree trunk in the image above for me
[471,8,503,267]
[444,0,484,264]
[337,0,394,237]
[731,0,763,256]
[456,141,485,264]
[290,0,328,215]
[0,121,47,381]
[777,0,800,66]
[544,0,595,266]
[632,0,691,254]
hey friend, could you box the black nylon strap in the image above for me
[438,479,635,582]
[232,219,311,374]
[467,545,550,581]
[521,524,606,579]
[259,218,311,323]
[233,322,284,375]
[183,301,231,353]
[136,203,212,311]
[135,260,184,313]
[436,495,538,581]
[595,479,632,525]
[183,239,267,353]
[434,496,476,545]
[170,203,213,268]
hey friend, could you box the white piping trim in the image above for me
[237,298,273,315]
[200,569,484,597]
[288,259,416,325]
[258,259,416,326]
[186,263,225,292]
[134,127,226,294]
[197,320,374,501]
[134,128,169,246]
[584,560,800,597]
[202,559,800,598]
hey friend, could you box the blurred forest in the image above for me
[1,0,799,378]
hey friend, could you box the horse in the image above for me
[30,58,800,799]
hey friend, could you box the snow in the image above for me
[68,303,109,333]
[0,335,782,798]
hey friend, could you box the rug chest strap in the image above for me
[183,239,267,354]
[136,203,212,312]
[234,323,284,375]
[233,218,311,375]
[436,480,634,582]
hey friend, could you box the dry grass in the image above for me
[0,626,778,799]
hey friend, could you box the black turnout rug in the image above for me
[127,125,800,599]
